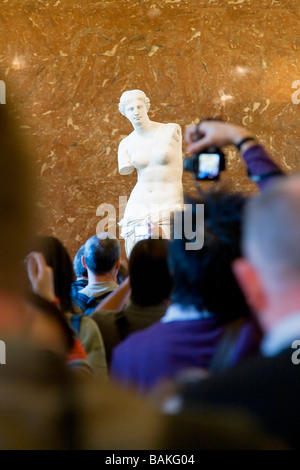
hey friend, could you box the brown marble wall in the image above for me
[0,0,299,258]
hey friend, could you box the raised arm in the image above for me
[26,252,57,303]
[185,121,284,191]
[118,138,135,175]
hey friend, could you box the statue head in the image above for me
[118,90,151,117]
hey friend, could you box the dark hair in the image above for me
[27,236,75,313]
[26,291,74,351]
[84,235,120,275]
[117,262,128,285]
[73,245,87,279]
[168,189,250,323]
[129,238,173,307]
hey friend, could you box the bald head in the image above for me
[243,175,300,287]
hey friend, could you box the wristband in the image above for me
[247,170,283,182]
[236,137,256,151]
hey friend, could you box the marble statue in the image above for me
[118,89,183,257]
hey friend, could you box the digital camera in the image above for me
[183,146,225,181]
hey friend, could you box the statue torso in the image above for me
[119,121,183,221]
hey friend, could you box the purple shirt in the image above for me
[111,317,223,393]
[110,314,260,394]
[242,144,284,191]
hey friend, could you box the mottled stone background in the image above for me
[0,0,299,258]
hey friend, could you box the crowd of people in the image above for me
[1,98,300,450]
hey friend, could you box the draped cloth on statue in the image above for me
[119,204,183,258]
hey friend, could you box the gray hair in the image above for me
[243,175,300,283]
[84,234,120,275]
[73,244,87,278]
[118,89,150,116]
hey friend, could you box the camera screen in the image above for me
[198,153,220,180]
[134,225,149,237]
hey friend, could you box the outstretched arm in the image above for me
[185,121,284,190]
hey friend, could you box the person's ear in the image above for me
[232,257,267,313]
[115,257,121,271]
[81,255,87,269]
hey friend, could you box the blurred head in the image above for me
[83,234,121,276]
[129,238,172,307]
[73,245,87,279]
[168,189,250,323]
[242,176,300,285]
[0,342,78,449]
[0,96,35,334]
[27,236,75,313]
[0,102,34,293]
[233,176,300,331]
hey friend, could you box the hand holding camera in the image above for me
[185,121,253,155]
[183,120,256,181]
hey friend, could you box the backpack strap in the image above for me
[83,291,111,316]
[72,292,91,312]
[115,312,131,340]
[70,314,83,336]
